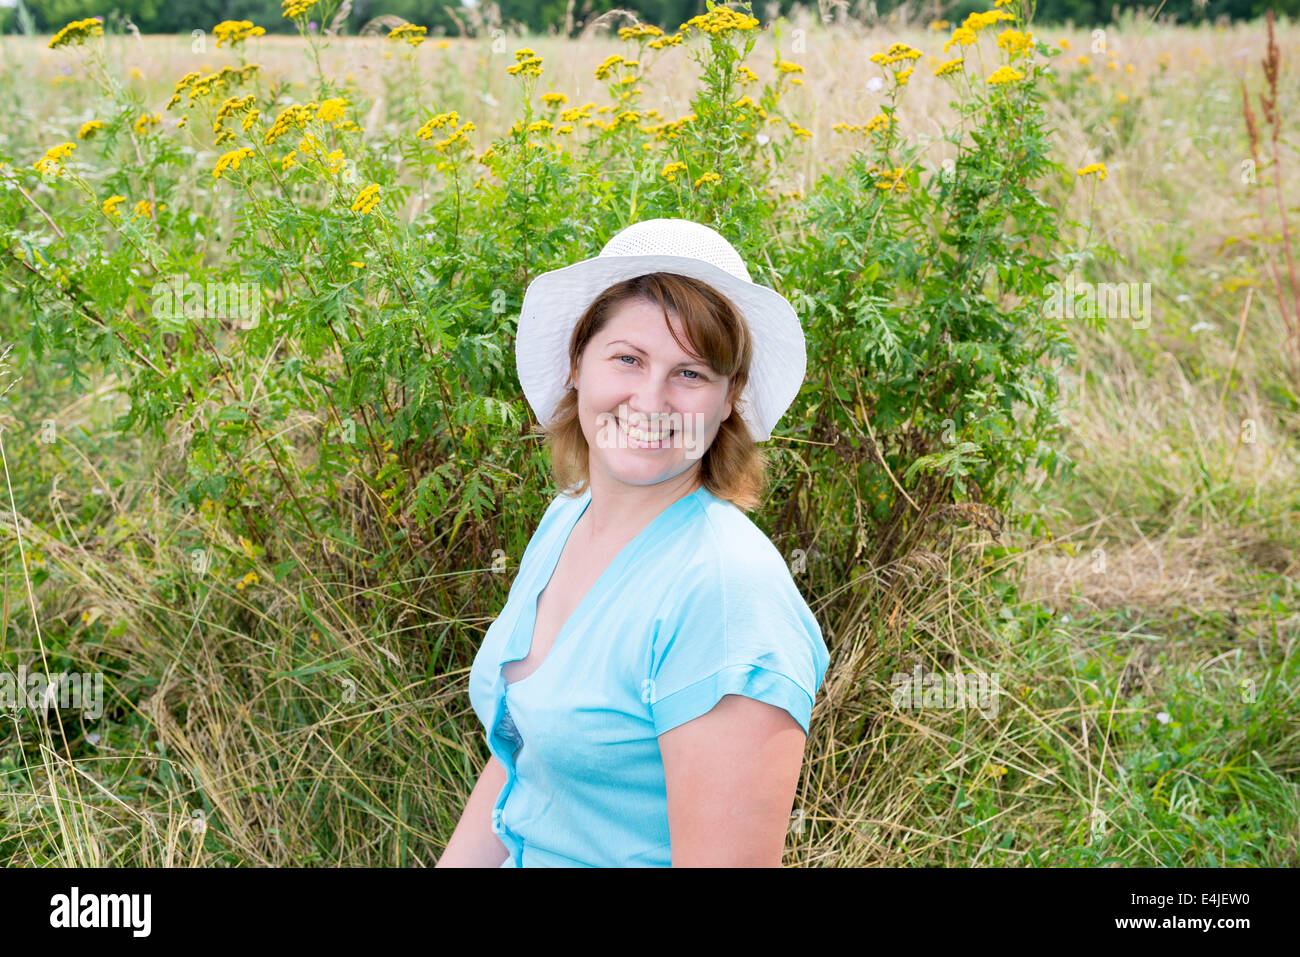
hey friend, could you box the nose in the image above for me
[626,375,670,424]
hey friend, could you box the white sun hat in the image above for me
[515,218,808,443]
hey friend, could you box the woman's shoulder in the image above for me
[683,488,800,587]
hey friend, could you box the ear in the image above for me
[721,379,737,422]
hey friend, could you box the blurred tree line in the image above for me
[2,0,1297,36]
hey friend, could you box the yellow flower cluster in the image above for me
[833,113,893,136]
[282,0,314,19]
[132,112,161,135]
[864,113,893,133]
[388,24,427,46]
[871,42,923,66]
[77,120,105,139]
[166,72,201,110]
[541,92,568,107]
[1077,162,1107,180]
[929,19,950,30]
[184,65,259,107]
[694,171,721,188]
[650,113,695,142]
[101,195,126,218]
[619,24,664,41]
[682,6,759,36]
[508,47,543,77]
[987,65,1025,85]
[317,98,348,124]
[964,9,1015,30]
[33,141,76,176]
[132,200,162,219]
[661,161,686,181]
[595,54,630,81]
[995,0,1014,6]
[49,17,103,50]
[416,111,458,138]
[211,95,256,144]
[872,165,908,192]
[934,57,965,76]
[897,66,914,85]
[776,60,805,74]
[213,20,265,48]
[264,103,315,145]
[560,102,598,124]
[996,29,1034,55]
[944,27,978,52]
[215,95,254,130]
[325,149,346,174]
[648,32,685,49]
[213,146,255,180]
[235,571,259,590]
[417,111,475,150]
[350,183,381,214]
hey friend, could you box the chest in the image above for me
[500,520,625,685]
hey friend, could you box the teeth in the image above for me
[620,419,673,442]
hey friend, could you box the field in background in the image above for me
[0,8,1296,866]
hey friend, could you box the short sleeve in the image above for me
[647,544,829,739]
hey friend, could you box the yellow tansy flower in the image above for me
[33,141,76,176]
[944,27,978,52]
[213,20,265,48]
[987,65,1025,85]
[387,23,426,46]
[132,112,161,135]
[281,0,314,19]
[49,17,103,50]
[350,183,381,214]
[213,146,255,180]
[131,199,162,219]
[317,97,348,124]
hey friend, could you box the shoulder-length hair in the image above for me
[539,272,767,511]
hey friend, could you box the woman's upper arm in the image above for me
[658,693,808,867]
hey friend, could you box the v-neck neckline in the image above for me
[500,484,708,689]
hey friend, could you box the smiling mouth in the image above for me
[618,417,676,447]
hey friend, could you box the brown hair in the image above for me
[539,272,767,511]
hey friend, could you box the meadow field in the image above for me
[0,2,1296,866]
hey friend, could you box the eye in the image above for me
[617,355,638,365]
[681,369,701,380]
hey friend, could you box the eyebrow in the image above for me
[605,339,708,368]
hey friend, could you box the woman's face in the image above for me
[571,297,734,490]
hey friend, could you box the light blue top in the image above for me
[467,482,830,867]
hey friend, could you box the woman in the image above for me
[436,218,830,867]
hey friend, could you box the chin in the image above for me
[597,453,684,487]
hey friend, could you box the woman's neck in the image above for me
[581,469,701,548]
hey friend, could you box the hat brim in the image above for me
[515,253,807,443]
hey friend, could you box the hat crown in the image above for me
[599,218,752,284]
